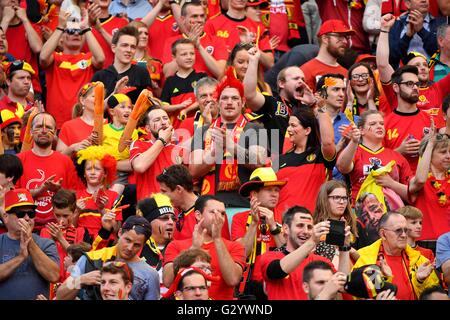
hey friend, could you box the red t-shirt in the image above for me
[415,245,435,262]
[58,117,93,147]
[44,52,95,128]
[348,145,412,204]
[204,13,271,54]
[40,225,85,281]
[410,176,450,241]
[148,14,180,61]
[173,205,231,241]
[161,32,228,77]
[163,238,246,300]
[129,139,179,201]
[260,250,333,300]
[207,0,221,18]
[383,109,432,172]
[16,151,82,229]
[316,0,370,53]
[75,189,122,241]
[83,16,129,67]
[275,148,335,214]
[381,75,450,128]
[5,21,42,93]
[300,58,348,92]
[384,253,416,300]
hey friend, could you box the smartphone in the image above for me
[325,219,345,246]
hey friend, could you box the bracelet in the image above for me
[338,245,351,252]
[270,223,282,235]
[157,137,168,146]
[380,29,389,33]
[56,27,65,32]
[80,27,92,35]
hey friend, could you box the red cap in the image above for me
[317,19,355,37]
[246,0,269,8]
[4,188,36,212]
[355,54,376,64]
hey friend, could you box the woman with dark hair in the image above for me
[274,106,336,214]
[313,180,359,267]
[346,62,382,119]
[227,43,271,94]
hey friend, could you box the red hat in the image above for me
[355,54,376,64]
[317,19,356,37]
[162,267,220,299]
[4,188,36,212]
[0,109,22,130]
[247,0,269,8]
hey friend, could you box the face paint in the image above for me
[6,126,16,144]
[118,288,123,300]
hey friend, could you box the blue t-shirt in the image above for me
[73,256,160,300]
[0,233,59,300]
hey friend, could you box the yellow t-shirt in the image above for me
[102,124,138,161]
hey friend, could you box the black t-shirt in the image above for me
[160,70,207,103]
[91,64,151,103]
[191,121,267,207]
[257,94,302,156]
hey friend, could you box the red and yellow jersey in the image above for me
[45,52,94,128]
[148,14,180,61]
[348,145,413,204]
[383,109,432,172]
[204,13,271,54]
[300,58,348,93]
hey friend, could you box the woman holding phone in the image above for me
[313,180,359,267]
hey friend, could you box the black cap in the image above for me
[345,264,398,299]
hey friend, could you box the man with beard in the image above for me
[244,47,318,157]
[353,212,439,300]
[130,107,180,201]
[259,205,350,300]
[0,109,21,154]
[300,19,353,91]
[383,66,432,171]
[377,13,450,128]
[355,192,386,248]
[0,60,34,119]
[16,112,81,232]
[40,9,104,129]
[138,193,175,295]
[161,0,227,79]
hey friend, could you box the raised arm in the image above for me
[243,47,265,111]
[40,11,70,69]
[315,103,336,160]
[16,7,42,54]
[408,136,434,195]
[376,14,396,83]
[336,125,360,174]
[141,0,164,27]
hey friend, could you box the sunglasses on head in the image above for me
[9,209,36,219]
[65,28,82,35]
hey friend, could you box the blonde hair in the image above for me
[397,205,423,220]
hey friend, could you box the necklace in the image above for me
[428,169,450,207]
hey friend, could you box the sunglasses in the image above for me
[9,210,36,219]
[383,227,408,237]
[65,28,82,35]
[436,133,450,141]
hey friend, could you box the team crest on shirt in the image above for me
[363,157,382,175]
[172,22,179,32]
[205,46,214,55]
[275,101,288,117]
[111,28,119,35]
[418,95,427,103]
[191,81,197,89]
[78,60,89,70]
[306,153,316,162]
[423,127,431,135]
[17,193,28,202]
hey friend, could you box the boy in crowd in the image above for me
[160,39,207,130]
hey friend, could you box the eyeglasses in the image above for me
[383,227,408,237]
[181,285,208,292]
[398,81,420,88]
[328,195,349,203]
[176,212,185,232]
[64,28,82,35]
[351,73,370,81]
[436,133,450,141]
[327,33,351,41]
[9,210,36,219]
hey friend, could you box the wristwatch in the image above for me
[269,223,282,235]
[169,0,179,5]
[338,245,351,252]
[80,27,92,35]
[157,137,168,146]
